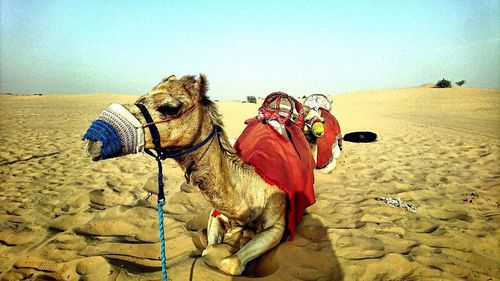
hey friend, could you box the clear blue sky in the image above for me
[1,0,499,99]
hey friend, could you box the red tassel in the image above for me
[211,210,220,218]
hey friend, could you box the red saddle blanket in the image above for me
[316,108,342,169]
[234,118,315,240]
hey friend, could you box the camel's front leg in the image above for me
[207,210,225,245]
[218,212,286,275]
[202,209,226,256]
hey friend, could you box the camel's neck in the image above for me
[176,123,223,190]
[174,121,249,218]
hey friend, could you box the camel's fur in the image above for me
[118,75,287,275]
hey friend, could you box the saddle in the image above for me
[234,92,315,240]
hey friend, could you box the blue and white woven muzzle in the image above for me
[82,103,145,160]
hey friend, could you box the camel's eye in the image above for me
[158,104,182,117]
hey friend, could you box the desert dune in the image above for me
[0,86,498,280]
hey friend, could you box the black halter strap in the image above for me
[134,102,215,281]
[136,103,162,149]
[135,103,217,202]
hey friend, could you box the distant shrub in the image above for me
[455,80,466,87]
[435,78,452,88]
[246,96,257,103]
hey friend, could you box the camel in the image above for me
[83,74,309,275]
[302,94,342,173]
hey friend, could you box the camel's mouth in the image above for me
[81,103,145,161]
[83,139,103,161]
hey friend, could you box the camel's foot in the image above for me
[202,244,227,259]
[201,248,208,257]
[202,244,242,275]
[219,255,244,276]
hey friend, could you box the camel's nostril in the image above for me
[83,140,103,161]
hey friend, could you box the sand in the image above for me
[0,86,499,281]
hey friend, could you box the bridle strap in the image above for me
[141,126,217,202]
[134,101,217,198]
[135,103,162,150]
[157,126,217,160]
[135,101,217,199]
[141,104,197,128]
[134,101,205,281]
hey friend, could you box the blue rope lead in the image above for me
[153,154,168,281]
[157,198,168,281]
[144,126,217,281]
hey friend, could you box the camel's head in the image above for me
[302,94,332,142]
[83,74,210,161]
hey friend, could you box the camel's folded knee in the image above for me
[202,244,244,275]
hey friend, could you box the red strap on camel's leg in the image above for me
[211,209,220,218]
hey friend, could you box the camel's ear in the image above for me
[163,75,177,82]
[195,74,208,97]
